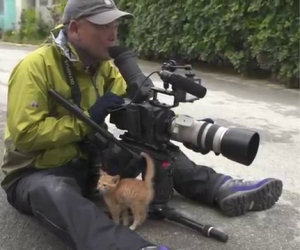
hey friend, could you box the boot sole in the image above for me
[219,179,283,217]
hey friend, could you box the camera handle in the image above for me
[150,87,179,108]
[120,140,228,243]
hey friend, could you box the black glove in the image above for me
[89,92,124,124]
[183,118,214,154]
[101,144,145,178]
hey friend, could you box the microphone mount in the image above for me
[162,59,192,72]
[149,60,206,108]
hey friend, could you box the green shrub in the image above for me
[48,0,68,25]
[3,29,14,38]
[116,0,299,87]
[19,8,50,42]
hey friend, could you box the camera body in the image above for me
[110,60,200,150]
[110,100,175,149]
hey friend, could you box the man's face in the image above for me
[71,19,118,61]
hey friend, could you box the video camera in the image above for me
[108,46,260,166]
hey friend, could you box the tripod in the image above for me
[121,140,229,243]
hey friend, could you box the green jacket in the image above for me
[1,27,127,190]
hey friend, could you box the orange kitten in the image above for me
[97,152,155,230]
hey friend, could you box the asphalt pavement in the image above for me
[0,42,299,250]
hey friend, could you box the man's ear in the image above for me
[67,20,80,41]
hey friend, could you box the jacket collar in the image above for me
[51,25,79,62]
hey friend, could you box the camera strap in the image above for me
[61,57,82,107]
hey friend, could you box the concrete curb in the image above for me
[0,40,38,48]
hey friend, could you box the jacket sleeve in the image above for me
[7,53,91,152]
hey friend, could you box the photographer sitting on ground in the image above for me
[1,0,282,250]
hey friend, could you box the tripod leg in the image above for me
[149,204,228,243]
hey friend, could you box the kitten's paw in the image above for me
[129,224,137,231]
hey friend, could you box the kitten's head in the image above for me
[97,170,120,194]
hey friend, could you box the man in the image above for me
[1,0,282,250]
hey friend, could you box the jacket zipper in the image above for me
[91,71,100,98]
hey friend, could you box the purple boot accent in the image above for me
[140,246,170,250]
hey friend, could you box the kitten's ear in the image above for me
[113,175,120,184]
[100,169,106,175]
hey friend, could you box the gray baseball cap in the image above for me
[63,0,133,25]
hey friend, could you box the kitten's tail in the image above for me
[140,152,155,188]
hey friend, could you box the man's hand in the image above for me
[101,144,145,178]
[89,92,124,124]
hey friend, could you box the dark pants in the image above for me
[172,150,225,204]
[5,150,225,250]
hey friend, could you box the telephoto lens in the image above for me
[170,115,260,166]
